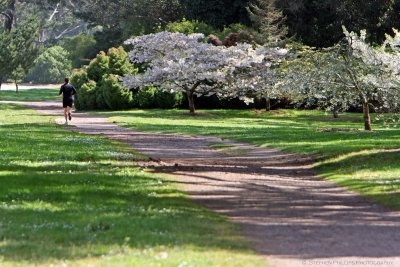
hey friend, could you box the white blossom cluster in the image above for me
[282,28,400,129]
[123,32,288,110]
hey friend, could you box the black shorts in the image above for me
[63,99,73,108]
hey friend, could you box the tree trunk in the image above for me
[265,97,271,111]
[0,77,2,90]
[187,90,195,114]
[362,102,372,131]
[333,109,339,118]
[3,0,15,32]
[15,82,18,93]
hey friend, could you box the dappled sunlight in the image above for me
[0,104,263,266]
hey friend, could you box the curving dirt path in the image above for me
[5,101,400,267]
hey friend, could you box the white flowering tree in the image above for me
[284,29,400,131]
[123,32,287,114]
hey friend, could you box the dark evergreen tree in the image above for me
[183,0,251,29]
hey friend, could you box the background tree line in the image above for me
[1,0,400,128]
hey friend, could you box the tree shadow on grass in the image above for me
[0,165,251,263]
[141,159,400,259]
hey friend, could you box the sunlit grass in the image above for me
[0,88,59,102]
[98,108,400,209]
[0,104,265,267]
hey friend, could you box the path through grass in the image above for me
[0,104,264,267]
[99,109,400,209]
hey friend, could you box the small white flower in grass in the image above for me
[159,252,168,260]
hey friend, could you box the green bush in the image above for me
[100,74,132,110]
[155,90,183,109]
[75,80,97,110]
[218,23,262,44]
[108,46,135,76]
[87,51,109,82]
[25,46,72,84]
[133,86,158,108]
[71,69,88,110]
[70,69,89,89]
[163,18,215,36]
[71,47,139,110]
[95,84,108,110]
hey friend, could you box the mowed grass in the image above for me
[0,88,59,102]
[98,109,400,209]
[0,104,265,267]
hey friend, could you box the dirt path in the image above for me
[6,101,400,267]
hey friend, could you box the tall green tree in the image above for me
[247,0,288,45]
[277,0,399,47]
[25,46,72,84]
[183,0,251,29]
[0,15,39,90]
[76,0,184,41]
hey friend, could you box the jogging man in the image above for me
[59,78,77,125]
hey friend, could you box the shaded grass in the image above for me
[97,109,400,209]
[0,89,59,102]
[0,104,264,267]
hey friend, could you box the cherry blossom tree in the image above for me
[123,31,287,114]
[283,28,400,131]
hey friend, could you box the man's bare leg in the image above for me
[63,107,68,124]
[67,106,72,120]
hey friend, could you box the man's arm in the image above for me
[59,86,63,96]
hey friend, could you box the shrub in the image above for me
[100,74,132,110]
[71,69,88,110]
[95,84,108,110]
[155,90,184,109]
[133,86,158,108]
[163,18,215,36]
[75,80,97,110]
[70,69,89,89]
[108,46,135,76]
[87,51,109,82]
[25,46,72,84]
[72,47,138,110]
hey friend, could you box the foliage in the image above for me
[76,0,184,40]
[155,90,184,109]
[277,0,400,47]
[283,28,400,130]
[107,46,135,76]
[76,79,97,110]
[100,74,132,110]
[0,15,39,89]
[87,51,109,82]
[62,34,97,68]
[123,32,287,114]
[133,86,158,109]
[73,46,135,110]
[182,0,251,29]
[247,0,288,46]
[163,18,215,36]
[70,69,94,110]
[25,46,72,84]
[70,68,89,90]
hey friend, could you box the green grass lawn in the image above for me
[98,109,400,209]
[0,104,265,267]
[0,88,59,102]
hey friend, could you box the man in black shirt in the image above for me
[59,78,77,125]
